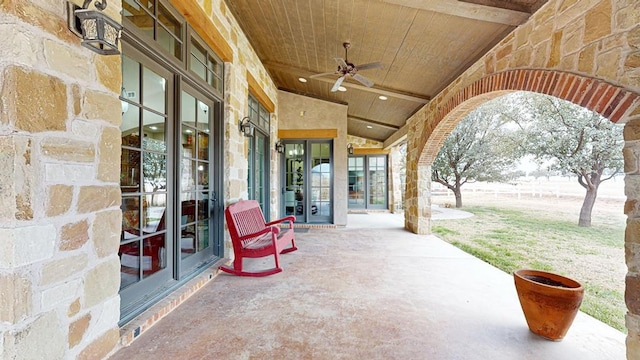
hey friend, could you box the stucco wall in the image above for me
[277,91,349,226]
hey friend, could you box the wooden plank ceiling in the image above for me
[224,0,547,143]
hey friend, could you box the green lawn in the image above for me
[432,205,627,333]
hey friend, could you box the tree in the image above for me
[519,92,623,227]
[432,100,522,208]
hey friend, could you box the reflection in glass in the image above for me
[142,152,167,192]
[122,55,140,104]
[197,192,209,221]
[142,234,166,278]
[121,197,141,236]
[197,133,209,160]
[181,159,196,192]
[119,240,140,289]
[121,106,141,140]
[122,0,153,37]
[143,110,166,143]
[197,163,209,189]
[158,4,182,60]
[197,101,209,131]
[121,148,141,191]
[143,67,166,113]
[181,196,196,224]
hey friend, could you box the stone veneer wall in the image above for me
[0,1,124,359]
[201,0,279,255]
[402,0,640,357]
[0,0,280,359]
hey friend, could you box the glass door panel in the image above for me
[283,143,305,218]
[179,85,214,274]
[248,131,267,212]
[119,49,173,299]
[368,156,387,209]
[310,142,332,221]
[348,157,365,208]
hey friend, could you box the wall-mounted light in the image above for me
[275,140,285,153]
[66,0,122,55]
[239,116,254,137]
[347,143,354,155]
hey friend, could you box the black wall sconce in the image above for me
[347,143,354,155]
[239,117,254,137]
[275,140,285,153]
[67,0,122,55]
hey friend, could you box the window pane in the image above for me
[142,110,166,147]
[142,152,166,192]
[121,148,141,192]
[122,55,140,104]
[158,4,181,37]
[181,159,197,192]
[197,133,209,160]
[121,106,141,145]
[123,0,154,36]
[158,26,182,60]
[143,67,166,113]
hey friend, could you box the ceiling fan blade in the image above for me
[334,57,348,69]
[309,71,337,79]
[356,61,383,71]
[331,75,346,92]
[352,73,374,87]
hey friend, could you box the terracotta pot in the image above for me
[513,269,584,341]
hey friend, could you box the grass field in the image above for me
[431,191,627,333]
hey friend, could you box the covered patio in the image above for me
[111,213,624,359]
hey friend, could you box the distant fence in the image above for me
[430,177,626,201]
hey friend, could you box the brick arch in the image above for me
[418,70,640,165]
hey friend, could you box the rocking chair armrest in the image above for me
[237,226,278,242]
[265,215,296,227]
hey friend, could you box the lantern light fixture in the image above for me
[239,117,254,137]
[347,143,354,155]
[275,141,285,153]
[67,0,122,56]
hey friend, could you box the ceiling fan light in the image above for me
[338,86,347,92]
[298,77,307,83]
[378,95,388,100]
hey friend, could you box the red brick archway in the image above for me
[418,69,639,165]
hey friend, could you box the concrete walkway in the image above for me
[111,212,625,360]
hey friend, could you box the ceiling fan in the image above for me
[310,42,383,92]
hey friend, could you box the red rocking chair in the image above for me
[219,200,298,277]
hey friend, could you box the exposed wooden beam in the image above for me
[278,129,338,139]
[247,72,275,113]
[382,0,530,26]
[170,0,233,62]
[348,116,400,130]
[264,62,430,104]
[353,148,390,155]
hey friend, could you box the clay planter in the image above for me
[513,269,584,341]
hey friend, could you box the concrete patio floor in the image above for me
[111,212,625,360]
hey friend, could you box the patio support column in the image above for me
[624,119,640,357]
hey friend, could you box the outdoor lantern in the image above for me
[275,141,285,153]
[240,117,254,137]
[67,0,122,55]
[347,143,354,155]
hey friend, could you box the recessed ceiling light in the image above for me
[298,77,307,83]
[378,95,388,100]
[149,126,158,130]
[366,125,373,129]
[185,129,193,134]
[338,86,347,92]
